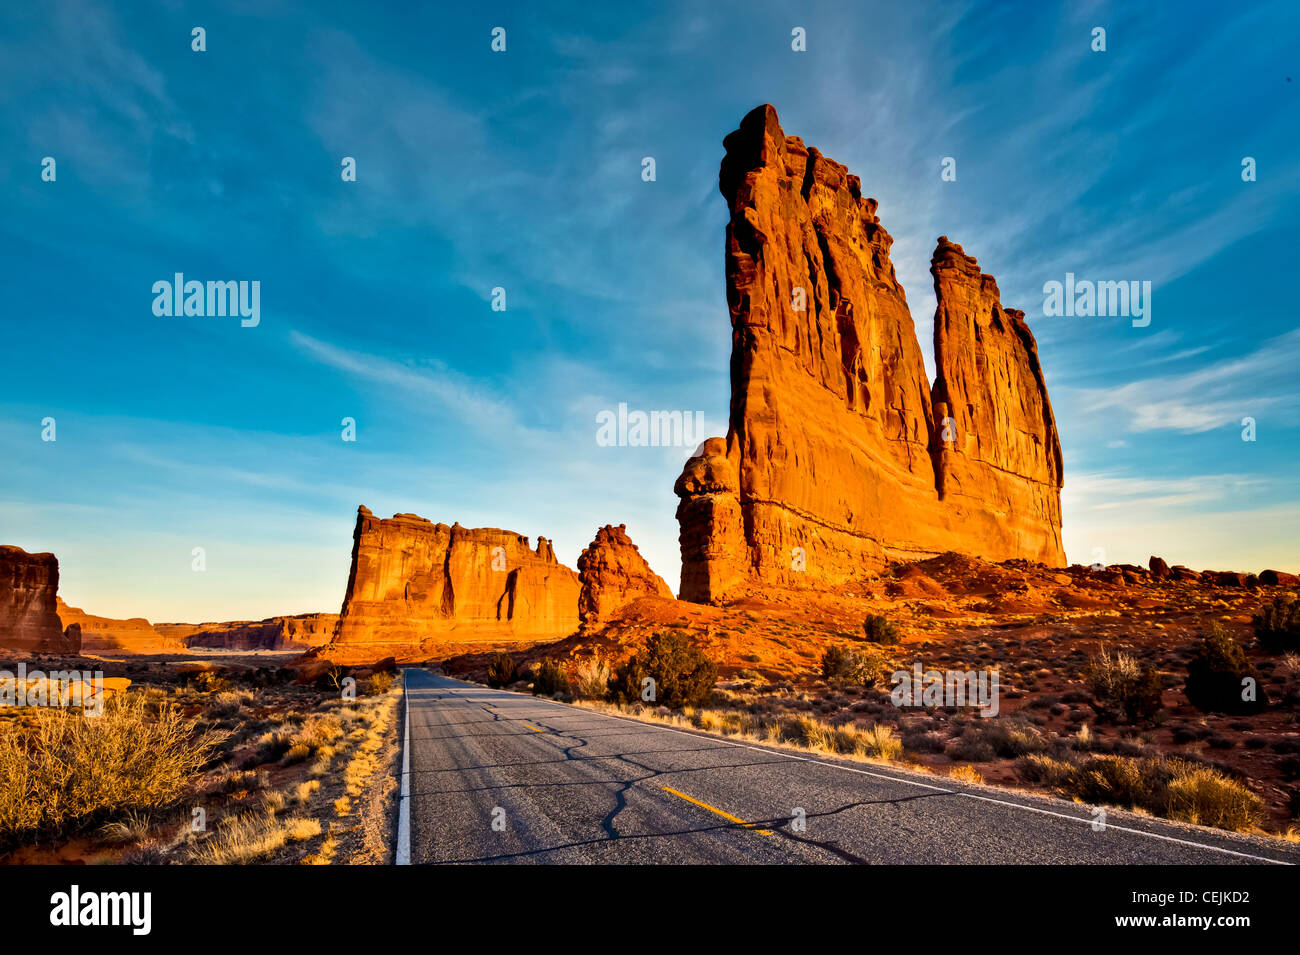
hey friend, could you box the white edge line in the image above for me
[395,668,412,866]
[448,676,1293,867]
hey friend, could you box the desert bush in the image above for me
[0,694,227,845]
[191,670,230,694]
[206,689,252,719]
[1164,764,1263,830]
[1282,654,1300,706]
[1016,753,1076,786]
[281,742,312,765]
[294,715,344,750]
[194,809,287,865]
[1254,593,1300,653]
[862,614,901,645]
[284,817,321,842]
[532,659,569,697]
[1015,752,1263,832]
[820,644,887,686]
[1185,625,1267,714]
[608,631,718,708]
[946,728,996,762]
[363,671,393,696]
[573,658,611,699]
[1085,646,1164,722]
[486,653,516,689]
[947,764,983,785]
[980,717,1048,757]
[212,768,268,794]
[857,723,904,760]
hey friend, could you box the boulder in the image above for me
[1260,569,1299,587]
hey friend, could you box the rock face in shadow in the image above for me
[330,506,580,653]
[56,599,182,654]
[0,546,80,654]
[576,524,674,626]
[675,105,1065,602]
[158,613,338,651]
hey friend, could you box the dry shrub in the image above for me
[1085,646,1163,722]
[1165,763,1264,830]
[194,809,286,865]
[206,690,252,718]
[0,694,226,845]
[364,672,393,696]
[284,817,321,842]
[1015,752,1262,832]
[574,658,611,699]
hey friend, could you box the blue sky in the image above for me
[1,0,1297,621]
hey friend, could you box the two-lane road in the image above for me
[398,670,1299,865]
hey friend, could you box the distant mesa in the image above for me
[576,524,674,628]
[157,613,338,652]
[0,546,80,654]
[327,506,581,654]
[675,104,1065,602]
[56,599,182,654]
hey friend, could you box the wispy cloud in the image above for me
[1076,329,1300,433]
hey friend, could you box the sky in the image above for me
[1,0,1297,621]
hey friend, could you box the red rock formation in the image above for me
[930,237,1064,564]
[330,506,580,653]
[56,598,181,654]
[160,613,338,651]
[675,105,1065,601]
[0,546,80,654]
[576,524,674,626]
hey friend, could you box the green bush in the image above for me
[820,645,887,686]
[486,653,516,689]
[1185,625,1267,714]
[532,659,569,697]
[862,614,901,645]
[1254,593,1300,653]
[608,631,717,708]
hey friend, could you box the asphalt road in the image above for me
[398,669,1300,865]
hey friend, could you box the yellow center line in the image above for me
[522,723,544,732]
[661,786,772,834]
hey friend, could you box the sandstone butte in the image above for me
[576,524,674,628]
[675,105,1065,602]
[0,545,81,654]
[327,506,581,654]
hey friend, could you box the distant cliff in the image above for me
[328,506,580,654]
[0,546,80,654]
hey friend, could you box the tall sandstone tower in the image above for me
[675,105,1064,602]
